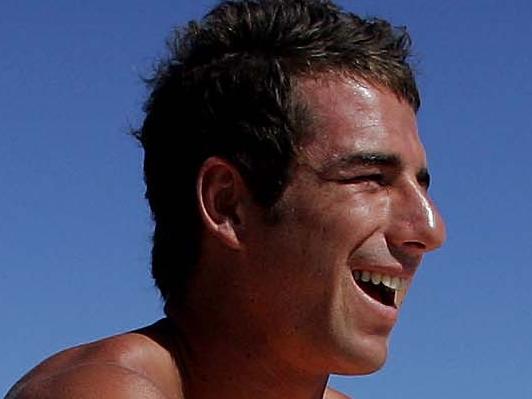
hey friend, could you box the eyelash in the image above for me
[339,173,430,191]
[342,173,388,186]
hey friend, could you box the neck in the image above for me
[164,301,330,399]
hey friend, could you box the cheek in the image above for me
[265,192,391,290]
[262,185,393,273]
[312,190,392,243]
[352,194,390,227]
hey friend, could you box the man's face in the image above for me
[239,76,446,375]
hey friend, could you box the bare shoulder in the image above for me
[6,362,171,399]
[324,386,352,399]
[6,320,183,399]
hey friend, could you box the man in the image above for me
[7,0,445,398]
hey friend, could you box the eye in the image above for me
[341,173,388,187]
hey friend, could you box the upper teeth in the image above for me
[353,270,407,290]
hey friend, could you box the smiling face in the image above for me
[238,76,446,375]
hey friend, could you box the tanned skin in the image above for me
[7,77,444,399]
[7,321,347,399]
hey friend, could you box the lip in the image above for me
[350,274,398,325]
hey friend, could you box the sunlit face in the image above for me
[239,76,446,375]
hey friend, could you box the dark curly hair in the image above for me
[135,0,420,303]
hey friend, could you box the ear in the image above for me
[197,157,247,250]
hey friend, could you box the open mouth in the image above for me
[352,271,407,308]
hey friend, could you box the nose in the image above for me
[387,179,446,255]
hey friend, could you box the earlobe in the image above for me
[197,157,245,250]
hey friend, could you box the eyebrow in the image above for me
[317,151,431,188]
[318,152,403,174]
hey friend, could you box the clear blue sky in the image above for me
[2,0,531,397]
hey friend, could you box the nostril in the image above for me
[404,241,425,250]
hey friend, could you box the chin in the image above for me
[333,356,387,376]
[335,357,387,376]
[331,338,390,376]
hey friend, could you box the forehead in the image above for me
[294,76,426,167]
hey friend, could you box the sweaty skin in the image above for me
[7,77,444,399]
